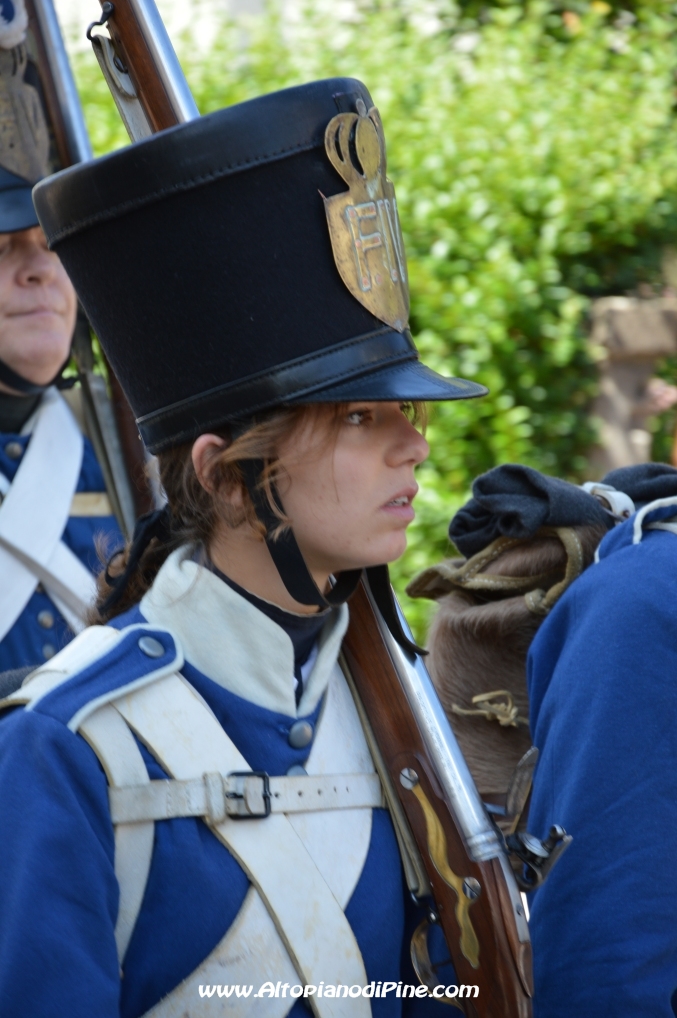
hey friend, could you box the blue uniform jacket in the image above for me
[527,502,677,1017]
[0,604,447,1018]
[0,430,123,671]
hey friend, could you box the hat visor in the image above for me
[0,188,39,234]
[293,358,488,404]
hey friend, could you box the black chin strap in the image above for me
[0,354,71,396]
[0,357,48,395]
[241,459,362,608]
[241,460,424,655]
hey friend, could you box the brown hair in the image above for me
[93,400,424,624]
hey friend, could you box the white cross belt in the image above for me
[0,389,98,640]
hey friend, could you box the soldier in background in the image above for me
[0,6,122,679]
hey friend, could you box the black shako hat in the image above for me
[34,77,487,454]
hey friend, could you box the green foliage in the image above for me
[69,1,677,638]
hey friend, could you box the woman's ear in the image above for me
[191,434,228,494]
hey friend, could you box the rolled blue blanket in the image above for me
[449,464,613,557]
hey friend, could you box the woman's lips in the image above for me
[381,487,418,521]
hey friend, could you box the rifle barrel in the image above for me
[100,0,198,129]
[29,0,92,163]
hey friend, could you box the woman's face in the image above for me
[277,401,429,576]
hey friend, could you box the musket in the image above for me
[25,0,153,535]
[85,3,568,1011]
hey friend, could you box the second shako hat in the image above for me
[34,77,486,453]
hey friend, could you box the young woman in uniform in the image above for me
[0,77,486,1017]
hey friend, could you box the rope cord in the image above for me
[450,689,528,729]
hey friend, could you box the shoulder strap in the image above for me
[125,664,380,1018]
[0,624,122,711]
[104,673,370,1010]
[80,705,154,964]
[0,389,95,637]
[73,664,376,1012]
[1,623,182,724]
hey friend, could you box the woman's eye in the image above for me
[346,409,370,426]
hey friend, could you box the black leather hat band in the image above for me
[34,79,373,247]
[138,326,417,452]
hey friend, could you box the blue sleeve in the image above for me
[0,708,121,1018]
[527,529,677,1018]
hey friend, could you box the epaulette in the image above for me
[0,623,183,731]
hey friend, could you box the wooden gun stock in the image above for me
[344,581,533,1016]
[90,3,534,1011]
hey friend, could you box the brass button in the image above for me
[4,441,23,459]
[288,720,313,749]
[42,644,55,660]
[37,610,54,629]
